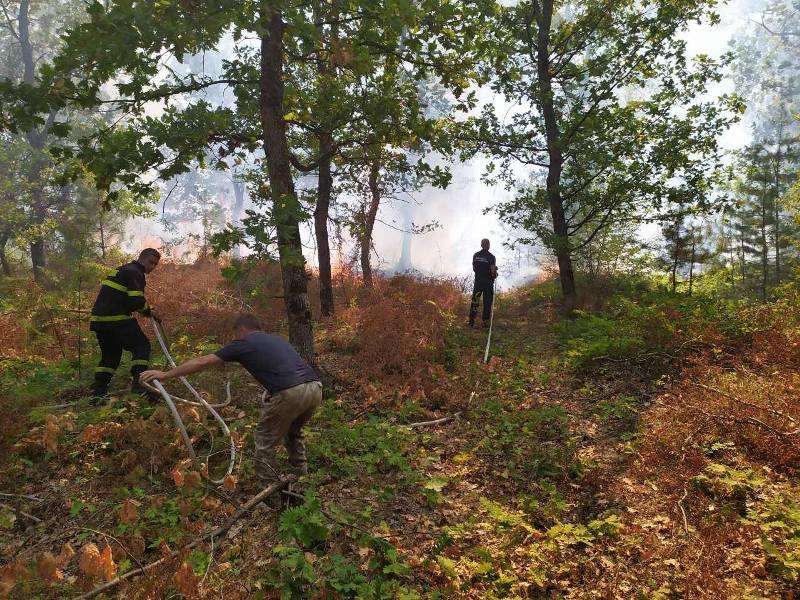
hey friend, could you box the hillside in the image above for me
[1,264,799,599]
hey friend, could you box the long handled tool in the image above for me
[483,279,497,364]
[142,317,236,485]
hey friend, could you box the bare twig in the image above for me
[681,425,705,451]
[689,404,800,437]
[14,501,110,559]
[74,477,294,600]
[202,482,241,510]
[81,528,144,571]
[688,381,797,424]
[0,492,42,502]
[35,402,75,410]
[406,412,462,429]
[0,501,41,523]
[677,489,689,535]
[201,534,214,584]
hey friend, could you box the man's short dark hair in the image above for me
[233,313,262,331]
[139,248,161,261]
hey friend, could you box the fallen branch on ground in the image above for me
[689,381,797,424]
[0,501,41,523]
[677,489,689,535]
[688,403,800,437]
[591,338,706,364]
[0,492,42,502]
[406,412,462,428]
[75,476,295,600]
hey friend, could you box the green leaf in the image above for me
[423,477,449,492]
[436,555,458,579]
[0,510,16,529]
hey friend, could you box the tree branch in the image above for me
[75,477,295,600]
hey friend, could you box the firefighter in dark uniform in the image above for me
[90,248,161,402]
[469,238,497,327]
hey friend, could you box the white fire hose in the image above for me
[483,280,496,364]
[141,317,236,485]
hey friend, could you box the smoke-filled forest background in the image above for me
[1,0,799,597]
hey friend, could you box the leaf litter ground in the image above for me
[1,279,799,598]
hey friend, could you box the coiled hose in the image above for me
[141,317,236,485]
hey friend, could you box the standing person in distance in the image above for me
[469,238,497,327]
[140,314,323,491]
[89,248,162,403]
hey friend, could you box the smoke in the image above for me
[364,157,541,290]
[120,0,768,288]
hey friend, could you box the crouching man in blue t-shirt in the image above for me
[140,313,322,487]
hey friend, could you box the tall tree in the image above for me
[0,0,86,281]
[11,0,487,359]
[735,145,778,300]
[285,6,467,313]
[661,211,692,293]
[472,0,740,308]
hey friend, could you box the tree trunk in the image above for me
[260,5,314,362]
[760,169,768,302]
[670,219,680,293]
[534,0,576,310]
[30,201,48,283]
[688,235,696,296]
[773,139,782,283]
[98,203,107,260]
[311,0,336,316]
[0,234,11,276]
[314,131,335,315]
[20,0,51,284]
[670,258,678,293]
[726,219,735,287]
[231,180,245,260]
[761,186,769,302]
[19,0,34,87]
[30,237,46,280]
[361,159,381,288]
[739,224,746,284]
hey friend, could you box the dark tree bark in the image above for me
[0,233,11,276]
[361,159,381,288]
[98,200,107,260]
[739,225,746,284]
[19,0,52,284]
[670,220,681,293]
[30,237,46,279]
[760,185,768,302]
[688,235,696,296]
[773,134,783,283]
[533,0,577,310]
[231,179,245,259]
[311,0,337,317]
[260,5,314,362]
[19,0,34,87]
[315,130,335,315]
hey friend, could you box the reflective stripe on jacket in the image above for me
[90,261,151,324]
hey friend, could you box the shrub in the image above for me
[554,286,741,371]
[328,275,461,378]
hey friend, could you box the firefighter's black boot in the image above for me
[90,385,109,406]
[90,368,114,405]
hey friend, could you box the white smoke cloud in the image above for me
[123,0,765,289]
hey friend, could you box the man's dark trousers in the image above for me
[92,320,151,395]
[469,278,494,325]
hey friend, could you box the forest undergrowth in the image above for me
[1,261,799,599]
